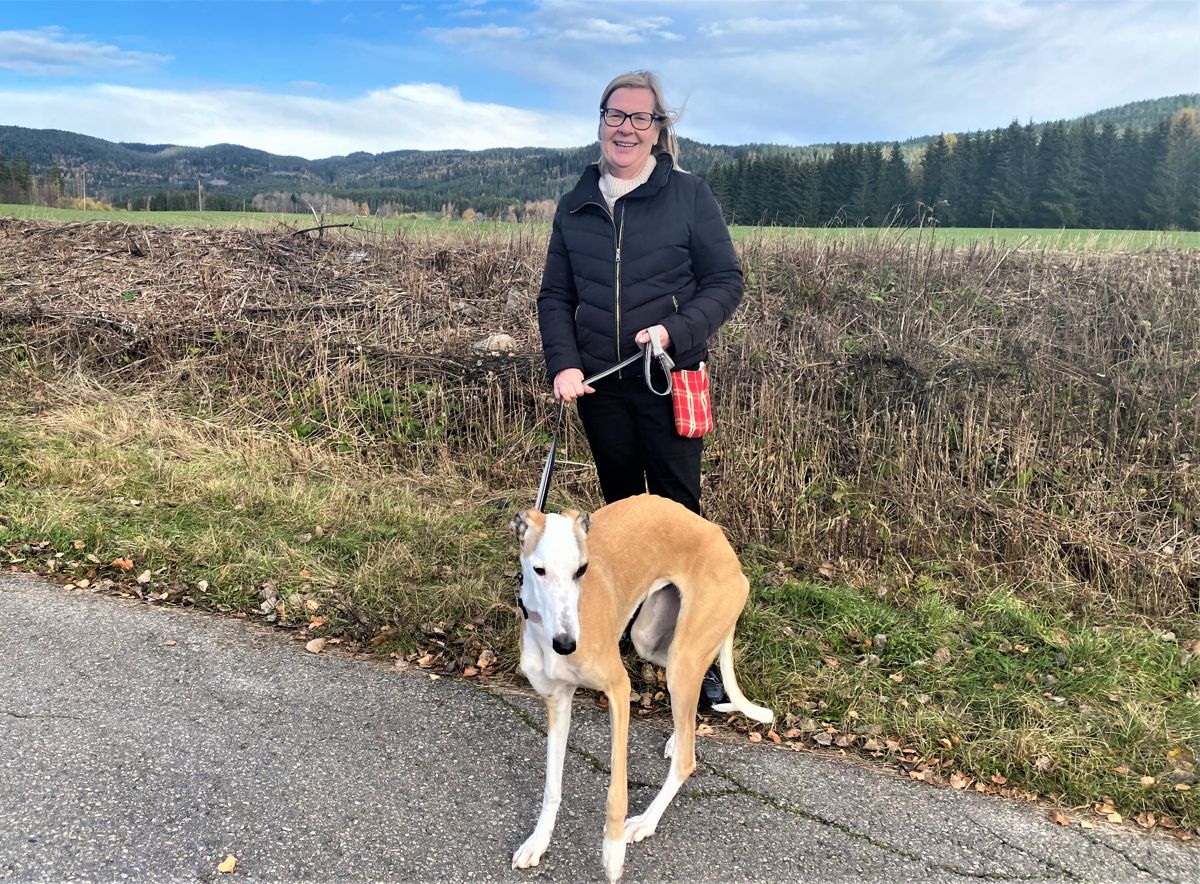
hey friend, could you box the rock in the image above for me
[473,333,518,354]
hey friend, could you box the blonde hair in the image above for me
[598,70,681,171]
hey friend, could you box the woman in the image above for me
[536,70,743,709]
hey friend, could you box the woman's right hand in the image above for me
[553,368,596,402]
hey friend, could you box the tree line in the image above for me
[3,105,1196,230]
[703,109,1200,230]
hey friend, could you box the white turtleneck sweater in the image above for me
[599,154,658,214]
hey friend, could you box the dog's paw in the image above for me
[663,732,676,759]
[601,835,626,881]
[623,812,659,843]
[512,831,551,870]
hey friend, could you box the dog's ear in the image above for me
[562,509,590,534]
[511,510,531,542]
[511,509,546,552]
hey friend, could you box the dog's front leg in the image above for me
[513,685,575,870]
[600,671,631,882]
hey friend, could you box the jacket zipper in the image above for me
[614,204,626,373]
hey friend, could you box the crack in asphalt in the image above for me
[469,681,656,789]
[968,815,1083,881]
[450,678,1192,883]
[2,710,85,721]
[1080,831,1180,884]
[700,761,1066,882]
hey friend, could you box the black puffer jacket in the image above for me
[537,153,743,380]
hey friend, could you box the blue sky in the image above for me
[0,1,1197,159]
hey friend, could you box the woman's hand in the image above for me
[635,326,670,350]
[553,368,596,402]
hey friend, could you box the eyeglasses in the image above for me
[600,108,664,130]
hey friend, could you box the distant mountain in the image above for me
[1,94,1195,212]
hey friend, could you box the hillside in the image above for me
[1,94,1195,211]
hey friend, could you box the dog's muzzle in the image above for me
[551,633,576,656]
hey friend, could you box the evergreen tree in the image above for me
[877,144,913,224]
[795,161,822,226]
[1144,108,1200,229]
[1038,121,1086,226]
[920,134,952,220]
[861,143,886,224]
[1083,121,1119,228]
[1134,121,1170,227]
[820,144,856,224]
[987,122,1038,225]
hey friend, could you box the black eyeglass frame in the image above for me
[600,108,665,131]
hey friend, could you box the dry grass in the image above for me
[2,217,1195,617]
[1,214,1197,830]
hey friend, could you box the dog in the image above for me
[510,493,773,881]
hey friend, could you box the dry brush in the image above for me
[1,218,1197,616]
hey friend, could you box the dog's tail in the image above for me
[710,633,774,724]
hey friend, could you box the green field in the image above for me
[3,203,1197,251]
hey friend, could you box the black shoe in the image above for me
[697,663,728,714]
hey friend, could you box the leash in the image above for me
[534,331,674,512]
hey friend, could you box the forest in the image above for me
[1,99,1197,230]
[707,111,1200,230]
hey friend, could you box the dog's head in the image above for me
[511,508,590,655]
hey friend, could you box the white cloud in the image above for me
[558,16,676,43]
[0,27,169,76]
[0,81,596,158]
[0,0,1194,157]
[699,15,860,38]
[427,24,528,43]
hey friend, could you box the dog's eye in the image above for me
[533,566,546,576]
[574,562,588,580]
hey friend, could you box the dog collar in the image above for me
[517,595,543,626]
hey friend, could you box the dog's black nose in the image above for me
[552,634,576,656]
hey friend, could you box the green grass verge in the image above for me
[0,399,1196,832]
[4,203,1197,251]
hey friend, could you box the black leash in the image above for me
[534,340,674,512]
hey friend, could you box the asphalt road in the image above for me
[1,573,1195,882]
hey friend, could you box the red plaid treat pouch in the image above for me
[671,362,713,438]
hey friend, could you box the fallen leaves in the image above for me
[1034,756,1058,774]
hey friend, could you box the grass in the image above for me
[0,395,1196,831]
[3,202,1198,251]
[1,215,1197,837]
[0,399,516,647]
[0,203,514,238]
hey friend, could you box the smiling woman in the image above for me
[535,69,744,711]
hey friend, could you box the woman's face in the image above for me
[600,86,659,180]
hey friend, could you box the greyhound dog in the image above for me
[510,493,773,881]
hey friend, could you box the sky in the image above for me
[0,0,1197,160]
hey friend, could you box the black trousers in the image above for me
[576,370,703,515]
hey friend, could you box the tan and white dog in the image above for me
[510,493,773,881]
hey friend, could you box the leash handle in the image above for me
[534,336,673,511]
[643,326,673,396]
